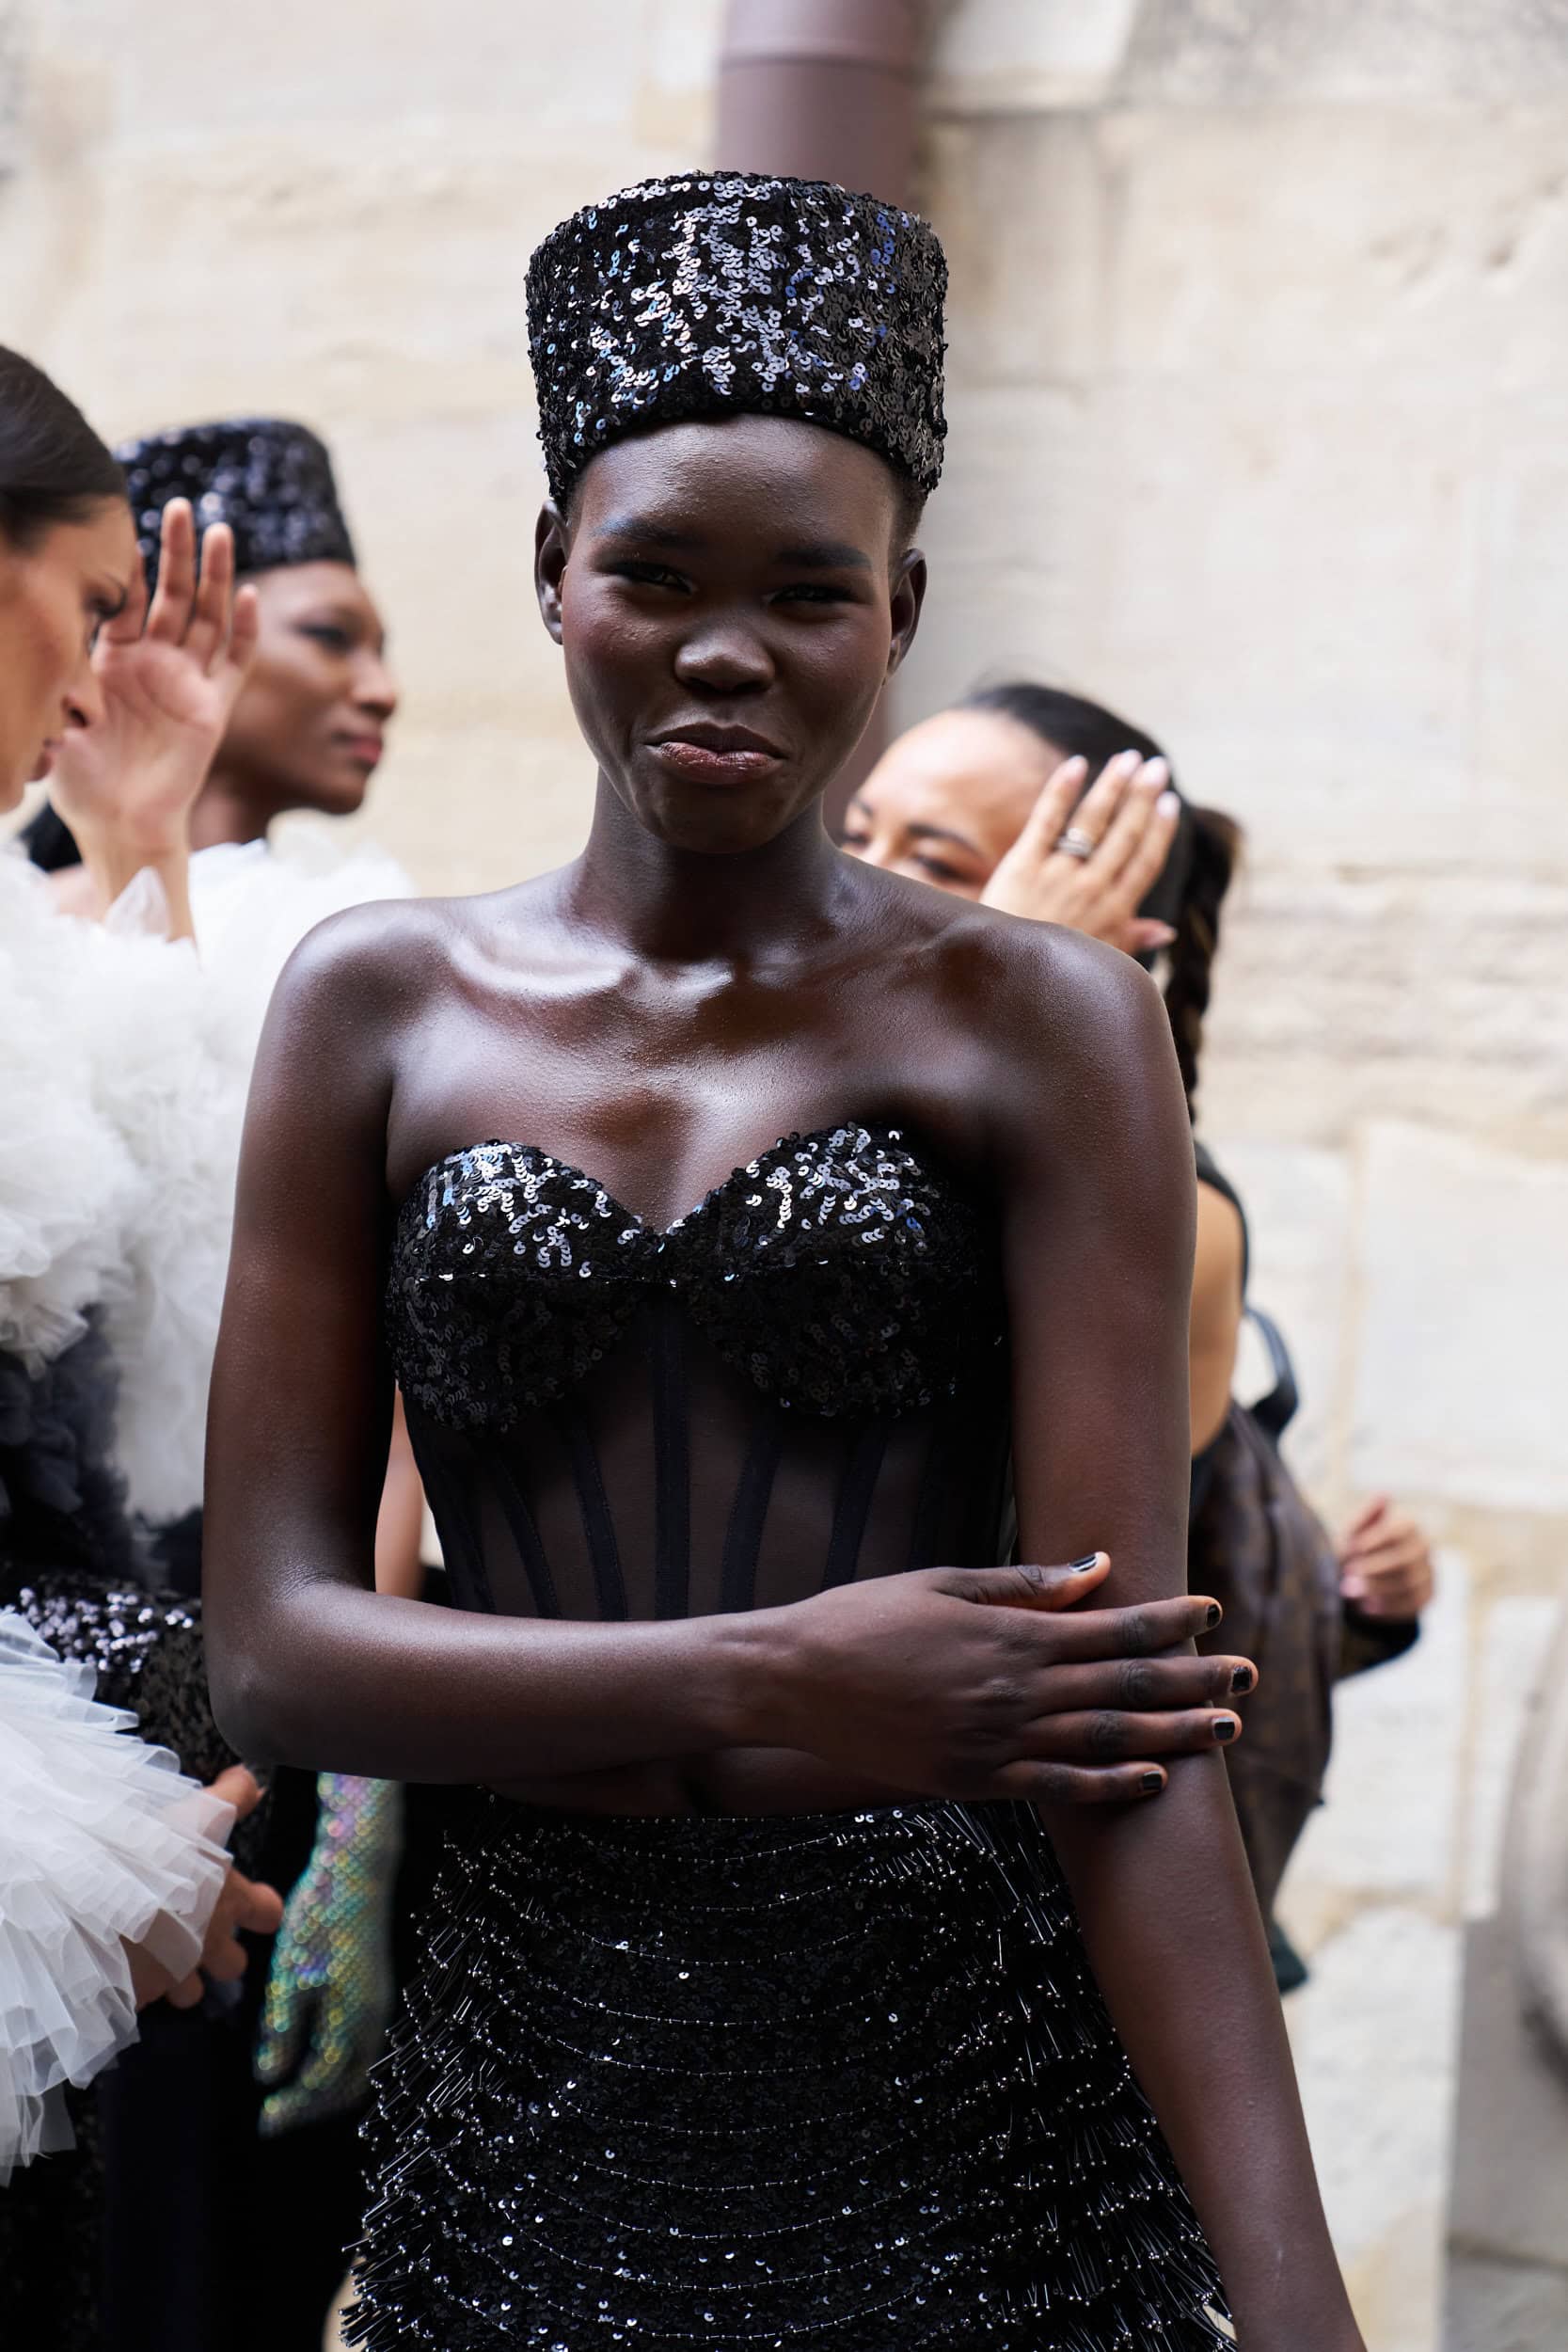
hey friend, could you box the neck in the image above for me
[188,769,275,851]
[562,773,848,965]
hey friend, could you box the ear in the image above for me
[534,501,570,644]
[885,549,927,680]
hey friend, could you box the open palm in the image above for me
[48,501,259,856]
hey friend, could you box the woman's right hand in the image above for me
[758,1554,1251,1804]
[980,749,1181,956]
[47,500,259,923]
[126,1764,285,2010]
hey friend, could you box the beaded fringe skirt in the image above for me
[343,1797,1232,2350]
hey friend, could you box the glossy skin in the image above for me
[205,414,1361,2347]
[185,560,396,845]
[845,710,1244,1449]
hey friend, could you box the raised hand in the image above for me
[47,499,259,917]
[981,748,1181,957]
[763,1554,1251,1804]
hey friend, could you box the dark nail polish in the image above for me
[1070,1554,1099,1570]
[1205,1603,1222,1629]
[1140,1771,1164,1793]
[1213,1717,1238,1742]
[1229,1666,1253,1694]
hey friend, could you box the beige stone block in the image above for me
[1096,104,1568,389]
[928,0,1141,112]
[1478,438,1568,808]
[1197,869,1568,1152]
[1199,1137,1351,1498]
[1122,0,1568,103]
[1283,1551,1468,1928]
[923,115,1109,389]
[1285,1905,1461,2347]
[1463,1596,1559,1922]
[1350,1123,1568,1514]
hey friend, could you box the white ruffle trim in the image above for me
[0,1613,234,2180]
[0,834,410,1525]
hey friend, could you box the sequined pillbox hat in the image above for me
[115,417,356,592]
[525,171,948,503]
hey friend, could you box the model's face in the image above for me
[217,561,397,818]
[842,708,1058,898]
[536,414,926,856]
[0,499,137,812]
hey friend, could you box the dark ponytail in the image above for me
[962,679,1241,1120]
[1162,804,1240,1120]
[0,345,125,550]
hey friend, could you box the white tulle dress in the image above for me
[0,1613,233,2181]
[0,830,410,2189]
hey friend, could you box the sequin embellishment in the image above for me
[343,1798,1231,2349]
[526,173,947,503]
[386,1124,997,1431]
[116,418,356,595]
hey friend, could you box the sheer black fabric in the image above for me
[388,1125,1017,1623]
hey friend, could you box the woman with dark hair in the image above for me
[10,405,419,2348]
[206,177,1360,2349]
[0,344,285,2330]
[845,684,1435,1966]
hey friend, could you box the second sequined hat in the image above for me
[116,418,356,593]
[526,172,948,503]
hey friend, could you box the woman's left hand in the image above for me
[47,500,259,895]
[1338,1497,1435,1620]
[980,748,1182,956]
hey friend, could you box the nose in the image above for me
[672,619,773,697]
[65,649,106,732]
[353,650,398,723]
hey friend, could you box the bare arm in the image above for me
[1190,1179,1244,1454]
[992,930,1358,2351]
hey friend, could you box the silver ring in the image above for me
[1054,827,1097,862]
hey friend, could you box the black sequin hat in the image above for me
[526,172,947,503]
[115,418,356,592]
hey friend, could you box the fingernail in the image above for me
[1070,1553,1100,1570]
[1212,1716,1238,1742]
[1140,1771,1164,1793]
[1156,790,1180,818]
[1143,757,1169,786]
[1229,1665,1253,1694]
[1205,1603,1222,1629]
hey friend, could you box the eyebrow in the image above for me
[595,515,872,571]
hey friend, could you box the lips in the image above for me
[337,733,385,770]
[648,722,785,786]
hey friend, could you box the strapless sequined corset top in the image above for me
[386,1123,1014,1623]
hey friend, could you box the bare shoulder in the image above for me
[267,875,558,1045]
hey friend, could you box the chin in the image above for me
[296,769,372,818]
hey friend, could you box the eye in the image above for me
[610,561,689,592]
[914,854,969,886]
[840,822,872,850]
[770,582,854,607]
[301,623,353,652]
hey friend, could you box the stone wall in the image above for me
[913,8,1568,2346]
[5,6,1567,2345]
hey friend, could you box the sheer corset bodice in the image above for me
[386,1124,1015,1621]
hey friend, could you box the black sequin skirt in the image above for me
[344,1797,1230,2350]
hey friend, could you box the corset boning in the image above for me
[385,1124,1015,1621]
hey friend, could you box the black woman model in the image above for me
[206,176,1363,2350]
